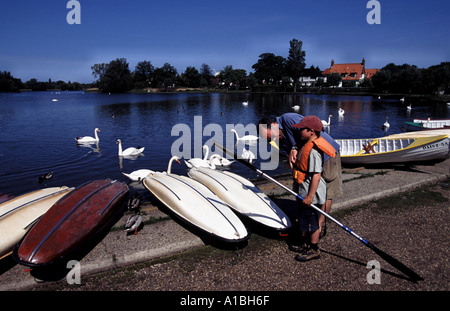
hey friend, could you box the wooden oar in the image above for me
[214,141,424,282]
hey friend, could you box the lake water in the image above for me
[0,91,448,197]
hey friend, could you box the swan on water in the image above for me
[75,128,100,144]
[210,153,234,167]
[292,105,300,111]
[230,129,259,142]
[117,139,145,157]
[338,108,345,116]
[321,115,332,127]
[242,101,248,106]
[166,156,182,174]
[184,145,210,168]
[382,117,390,130]
[121,169,153,182]
[241,147,255,163]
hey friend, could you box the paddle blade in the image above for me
[366,242,423,282]
[269,140,280,150]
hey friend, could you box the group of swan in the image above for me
[75,128,145,157]
[184,145,234,169]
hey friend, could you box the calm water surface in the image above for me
[0,91,448,196]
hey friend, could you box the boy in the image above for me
[290,116,336,262]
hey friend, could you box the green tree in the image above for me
[199,63,213,87]
[153,63,178,91]
[181,66,201,87]
[327,73,342,87]
[219,65,247,89]
[0,71,23,92]
[133,60,154,89]
[92,58,133,93]
[252,53,286,85]
[286,38,306,92]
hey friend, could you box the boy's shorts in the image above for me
[322,152,343,200]
[297,205,319,232]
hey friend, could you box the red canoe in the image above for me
[0,193,14,204]
[13,179,129,267]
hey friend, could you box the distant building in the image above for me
[322,58,379,87]
[299,66,326,87]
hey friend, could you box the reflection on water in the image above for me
[0,91,448,196]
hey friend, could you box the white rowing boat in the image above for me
[337,129,450,165]
[405,118,450,130]
[188,167,291,231]
[143,156,249,243]
[0,186,74,259]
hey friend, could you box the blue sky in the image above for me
[1,0,449,83]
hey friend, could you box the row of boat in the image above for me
[0,155,291,268]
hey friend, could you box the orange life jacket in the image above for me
[292,136,336,183]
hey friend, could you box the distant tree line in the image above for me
[1,37,449,95]
[371,62,450,95]
[0,71,87,92]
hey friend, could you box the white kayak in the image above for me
[187,167,291,231]
[143,157,249,243]
[0,186,74,259]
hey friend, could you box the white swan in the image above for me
[241,147,255,163]
[210,153,234,167]
[230,129,259,142]
[75,128,100,144]
[382,117,390,129]
[117,139,145,157]
[167,156,181,174]
[184,145,210,168]
[122,169,154,182]
[321,115,332,127]
[242,101,248,106]
[292,105,300,111]
[338,108,345,116]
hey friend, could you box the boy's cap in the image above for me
[292,115,323,132]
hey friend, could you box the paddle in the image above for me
[214,142,424,282]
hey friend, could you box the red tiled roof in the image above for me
[365,68,380,79]
[323,63,364,81]
[322,61,380,81]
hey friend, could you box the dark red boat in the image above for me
[0,193,14,204]
[13,179,129,267]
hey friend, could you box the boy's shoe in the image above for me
[294,247,320,262]
[288,243,309,254]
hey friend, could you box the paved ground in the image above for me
[0,158,449,297]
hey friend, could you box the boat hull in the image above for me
[188,168,291,231]
[0,187,74,259]
[337,130,450,165]
[13,179,129,267]
[143,172,249,243]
